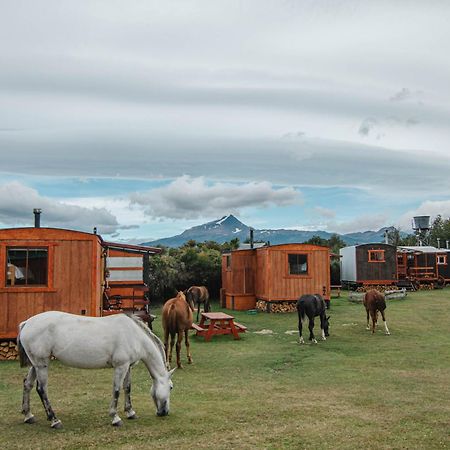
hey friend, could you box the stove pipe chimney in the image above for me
[33,208,42,228]
[249,228,254,249]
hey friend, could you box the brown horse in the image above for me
[162,291,194,369]
[363,290,390,335]
[185,286,210,322]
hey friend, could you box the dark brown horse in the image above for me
[162,291,193,369]
[363,289,390,335]
[185,286,210,322]
[297,294,330,344]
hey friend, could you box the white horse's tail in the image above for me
[17,321,31,368]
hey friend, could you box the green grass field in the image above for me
[1,289,449,449]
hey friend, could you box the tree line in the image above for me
[144,239,239,303]
[145,216,450,303]
[385,215,450,247]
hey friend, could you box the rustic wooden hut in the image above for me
[436,249,450,284]
[0,226,160,341]
[222,243,331,312]
[397,246,446,288]
[340,243,398,289]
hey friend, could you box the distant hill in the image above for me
[141,214,398,248]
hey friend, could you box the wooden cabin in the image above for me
[397,246,447,288]
[340,243,397,289]
[222,243,331,312]
[436,249,450,284]
[0,227,161,340]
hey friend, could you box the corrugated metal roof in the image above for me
[397,246,441,254]
[103,241,162,254]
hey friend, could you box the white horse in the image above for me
[17,311,175,429]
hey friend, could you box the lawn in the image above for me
[1,289,449,449]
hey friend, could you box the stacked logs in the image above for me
[256,300,297,313]
[0,341,18,361]
[417,283,435,290]
[355,285,394,293]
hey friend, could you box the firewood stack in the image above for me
[0,341,18,361]
[256,300,297,313]
[355,285,392,293]
[418,283,434,290]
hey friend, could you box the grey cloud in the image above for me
[358,117,378,136]
[390,88,413,102]
[325,214,389,234]
[314,207,336,219]
[389,88,423,102]
[358,115,420,137]
[129,176,300,220]
[2,133,450,197]
[0,181,120,234]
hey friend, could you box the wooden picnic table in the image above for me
[191,312,246,342]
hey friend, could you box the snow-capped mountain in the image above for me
[141,215,396,248]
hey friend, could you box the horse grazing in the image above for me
[363,289,390,335]
[185,285,210,322]
[162,291,194,369]
[297,294,330,344]
[17,311,175,429]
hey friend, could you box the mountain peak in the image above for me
[141,215,393,247]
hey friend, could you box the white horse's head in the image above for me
[151,368,175,416]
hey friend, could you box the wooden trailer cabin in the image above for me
[437,249,450,284]
[340,243,397,289]
[0,227,161,340]
[221,243,331,312]
[397,246,447,288]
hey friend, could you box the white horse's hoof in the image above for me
[385,332,391,335]
[24,414,36,424]
[312,339,318,344]
[112,415,123,427]
[126,410,137,420]
[51,419,63,429]
[299,337,305,344]
[321,336,327,341]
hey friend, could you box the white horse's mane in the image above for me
[127,315,166,364]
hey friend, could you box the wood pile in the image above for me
[0,341,18,361]
[256,300,297,313]
[417,283,434,290]
[355,285,395,293]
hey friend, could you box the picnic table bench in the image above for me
[192,312,246,342]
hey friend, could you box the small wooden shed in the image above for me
[437,249,450,283]
[222,243,331,312]
[397,246,447,287]
[340,243,398,289]
[0,227,160,340]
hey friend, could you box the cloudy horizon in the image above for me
[1,1,450,242]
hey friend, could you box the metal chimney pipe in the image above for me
[437,237,441,249]
[33,208,42,228]
[446,240,449,250]
[249,228,254,249]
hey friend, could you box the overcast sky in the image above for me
[1,0,450,241]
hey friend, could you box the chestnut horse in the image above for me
[363,289,390,335]
[185,286,210,322]
[162,291,193,369]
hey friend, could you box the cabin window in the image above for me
[368,250,385,263]
[226,255,231,269]
[6,247,48,286]
[437,254,447,265]
[288,254,308,275]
